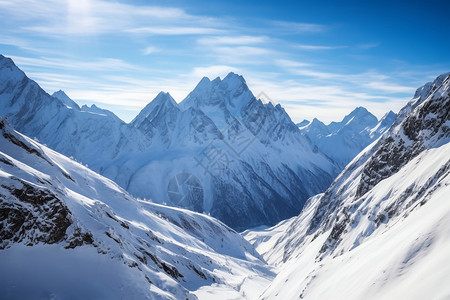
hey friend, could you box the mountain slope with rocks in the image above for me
[0,116,274,299]
[244,73,450,299]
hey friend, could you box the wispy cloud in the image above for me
[294,44,347,50]
[271,21,328,34]
[206,46,276,65]
[0,0,223,37]
[190,65,240,80]
[357,42,381,49]
[127,27,225,35]
[363,81,415,93]
[141,46,160,55]
[9,55,147,72]
[197,35,268,45]
[1,0,445,126]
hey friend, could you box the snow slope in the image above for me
[244,73,450,299]
[0,54,338,230]
[0,117,274,299]
[300,107,396,168]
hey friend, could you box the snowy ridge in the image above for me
[244,73,450,299]
[0,117,274,299]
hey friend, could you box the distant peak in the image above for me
[350,106,369,115]
[156,91,170,97]
[385,110,396,117]
[52,89,80,110]
[154,91,176,104]
[198,76,211,84]
[345,106,377,122]
[310,117,325,125]
[296,119,310,127]
[0,55,18,69]
[223,72,245,83]
[52,90,68,97]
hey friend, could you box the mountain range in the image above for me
[0,54,340,230]
[298,107,397,168]
[1,52,449,298]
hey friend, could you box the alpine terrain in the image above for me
[299,107,397,168]
[244,72,450,299]
[0,116,275,299]
[0,55,338,230]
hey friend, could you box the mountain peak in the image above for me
[180,72,252,115]
[0,54,15,68]
[382,110,397,120]
[223,71,245,82]
[153,91,177,106]
[52,90,80,110]
[326,106,377,133]
[131,91,179,127]
[296,119,310,127]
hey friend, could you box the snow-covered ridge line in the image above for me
[0,116,274,299]
[244,72,450,299]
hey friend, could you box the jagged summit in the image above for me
[179,72,253,116]
[301,106,394,168]
[328,106,378,133]
[0,54,16,68]
[52,90,81,110]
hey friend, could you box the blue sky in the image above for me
[1,0,449,123]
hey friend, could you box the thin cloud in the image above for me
[197,35,268,45]
[357,42,381,49]
[271,21,328,34]
[363,81,415,93]
[190,65,240,80]
[9,55,147,72]
[275,59,311,68]
[294,44,347,50]
[0,0,223,37]
[141,46,160,55]
[127,27,225,35]
[207,46,276,65]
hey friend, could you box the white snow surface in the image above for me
[244,73,450,299]
[252,143,450,299]
[0,117,275,299]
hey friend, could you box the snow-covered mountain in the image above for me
[0,116,274,299]
[299,107,396,168]
[244,73,450,299]
[0,54,339,230]
[52,90,81,110]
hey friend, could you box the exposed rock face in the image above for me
[356,74,450,198]
[244,73,450,299]
[0,180,71,249]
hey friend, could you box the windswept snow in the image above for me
[0,117,274,299]
[245,73,450,299]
